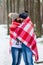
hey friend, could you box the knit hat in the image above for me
[8,12,19,20]
[19,12,28,19]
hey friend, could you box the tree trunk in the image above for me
[35,0,42,37]
[42,0,43,21]
[6,0,10,35]
[12,0,15,12]
[3,0,5,24]
[10,0,12,12]
[17,0,20,13]
[42,0,43,35]
[24,0,28,11]
[30,0,34,23]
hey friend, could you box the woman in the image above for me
[8,12,28,65]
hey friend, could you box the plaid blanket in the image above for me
[10,17,39,61]
[10,20,20,46]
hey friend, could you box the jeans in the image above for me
[11,47,22,65]
[22,44,34,65]
[11,43,34,65]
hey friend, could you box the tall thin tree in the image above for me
[24,0,28,11]
[12,0,15,12]
[42,0,43,35]
[35,0,42,37]
[6,0,10,35]
[3,0,5,24]
[17,0,20,13]
[30,0,34,23]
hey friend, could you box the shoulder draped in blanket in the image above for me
[10,17,39,61]
[10,20,20,46]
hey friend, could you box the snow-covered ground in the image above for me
[0,24,43,65]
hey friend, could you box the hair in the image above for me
[15,18,23,23]
[25,10,28,13]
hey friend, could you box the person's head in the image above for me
[8,11,28,23]
[8,12,19,20]
[16,11,28,23]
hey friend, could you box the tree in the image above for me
[30,0,34,23]
[35,0,42,37]
[6,0,10,35]
[6,0,16,35]
[6,0,13,35]
[3,0,5,24]
[24,0,28,11]
[12,0,15,12]
[17,0,20,13]
[42,0,43,35]
[42,0,43,21]
[9,0,12,12]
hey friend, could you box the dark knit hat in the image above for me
[19,12,28,19]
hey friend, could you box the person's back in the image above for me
[10,19,22,48]
[9,12,22,65]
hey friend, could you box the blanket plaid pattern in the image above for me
[10,17,39,61]
[10,21,20,46]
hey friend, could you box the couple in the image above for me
[9,11,39,65]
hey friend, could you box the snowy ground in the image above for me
[0,24,43,65]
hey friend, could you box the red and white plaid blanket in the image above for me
[10,17,39,61]
[10,20,20,46]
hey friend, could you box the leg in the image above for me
[11,47,22,65]
[22,44,34,65]
[16,48,22,65]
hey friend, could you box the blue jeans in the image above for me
[22,44,34,65]
[11,44,34,65]
[11,47,22,65]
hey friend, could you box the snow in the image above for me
[0,24,43,65]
